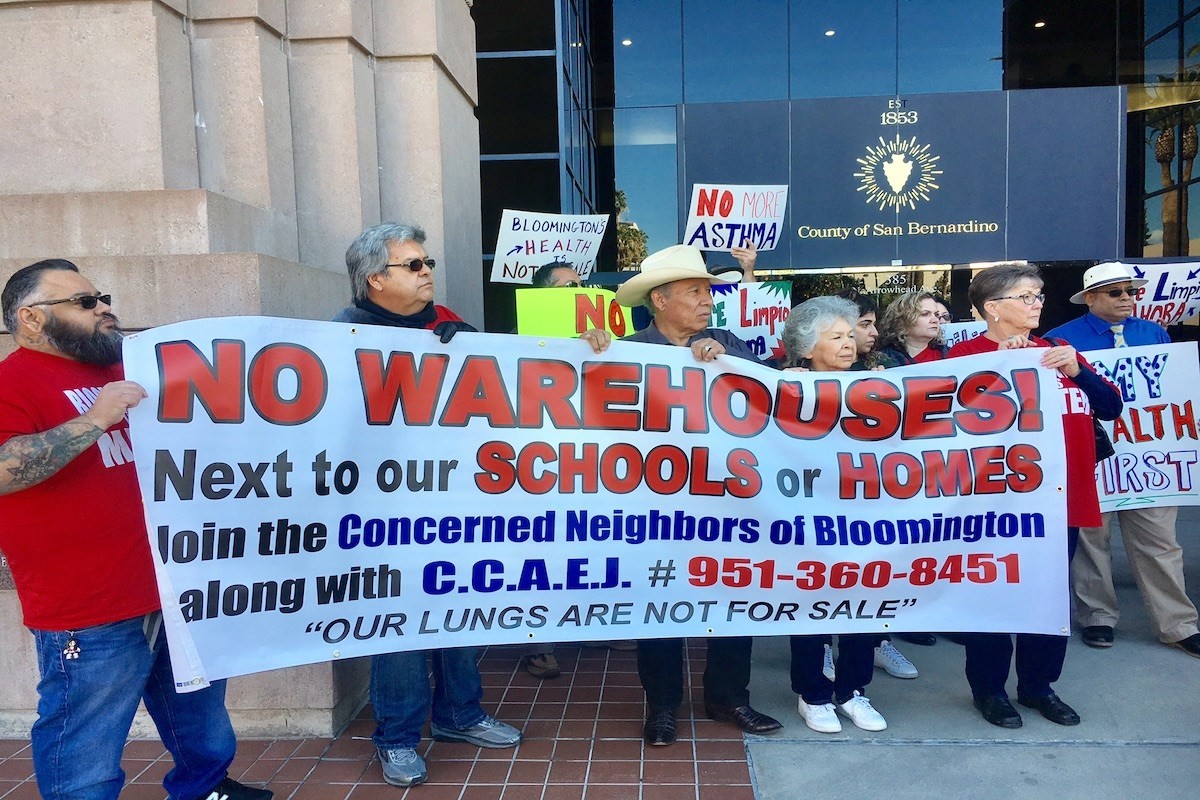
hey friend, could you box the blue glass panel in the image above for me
[1146,1,1182,42]
[614,107,679,253]
[614,0,683,106]
[681,0,789,103]
[790,0,898,99]
[897,0,1002,94]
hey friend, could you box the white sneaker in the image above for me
[836,691,887,731]
[797,699,841,733]
[822,643,836,681]
[874,640,918,679]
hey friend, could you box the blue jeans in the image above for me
[370,648,485,749]
[31,616,235,800]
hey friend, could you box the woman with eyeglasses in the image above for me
[874,291,948,368]
[946,262,1121,730]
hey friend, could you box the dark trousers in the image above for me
[637,636,752,710]
[963,631,1068,699]
[963,527,1079,700]
[789,634,875,705]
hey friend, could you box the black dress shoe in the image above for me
[1017,693,1080,726]
[1081,625,1115,648]
[1169,633,1200,658]
[643,709,677,746]
[972,694,1023,728]
[705,703,783,734]
[897,633,937,646]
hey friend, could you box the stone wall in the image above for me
[0,0,481,738]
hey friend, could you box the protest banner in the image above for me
[1084,342,1200,511]
[491,210,609,285]
[683,184,789,251]
[1129,262,1200,326]
[710,282,792,362]
[515,286,629,338]
[941,320,987,349]
[124,318,1069,688]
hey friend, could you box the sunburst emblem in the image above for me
[853,135,942,211]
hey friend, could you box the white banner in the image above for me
[124,318,1070,688]
[683,184,789,251]
[490,210,610,284]
[1085,342,1200,511]
[1129,262,1200,326]
[941,320,987,349]
[710,282,792,362]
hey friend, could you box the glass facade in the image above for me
[474,1,1199,332]
[473,0,604,330]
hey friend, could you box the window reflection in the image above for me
[682,0,788,103]
[1146,1,1183,42]
[790,0,897,98]
[898,0,1002,94]
[614,0,683,106]
[614,107,679,257]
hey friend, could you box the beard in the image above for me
[42,312,124,366]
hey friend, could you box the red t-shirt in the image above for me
[912,346,944,364]
[947,334,1101,527]
[0,349,160,630]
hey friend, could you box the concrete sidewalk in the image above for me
[743,507,1200,800]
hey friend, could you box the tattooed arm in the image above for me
[0,380,147,495]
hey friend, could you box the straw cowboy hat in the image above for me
[614,244,738,307]
[1070,261,1148,304]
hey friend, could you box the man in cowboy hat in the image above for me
[1046,262,1200,658]
[610,244,782,745]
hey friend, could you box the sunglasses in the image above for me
[31,293,111,310]
[1100,287,1136,298]
[386,258,436,272]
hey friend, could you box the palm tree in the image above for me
[1145,43,1200,255]
[615,189,649,272]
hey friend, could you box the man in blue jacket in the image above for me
[1046,262,1200,658]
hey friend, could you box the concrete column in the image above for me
[190,0,300,262]
[373,0,484,325]
[0,0,198,193]
[287,0,382,273]
[0,0,482,739]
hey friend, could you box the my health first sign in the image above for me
[124,318,1069,688]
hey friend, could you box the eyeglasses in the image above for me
[1101,287,1136,298]
[386,258,436,272]
[560,281,582,288]
[991,293,1045,306]
[918,310,951,321]
[936,313,952,322]
[30,293,111,310]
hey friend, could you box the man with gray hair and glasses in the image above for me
[332,223,521,788]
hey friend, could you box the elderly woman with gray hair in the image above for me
[948,262,1121,730]
[779,296,891,733]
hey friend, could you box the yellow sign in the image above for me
[515,287,631,338]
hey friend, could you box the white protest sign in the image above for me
[941,321,987,349]
[1085,342,1200,511]
[490,210,609,285]
[124,318,1069,688]
[1129,262,1200,326]
[684,184,789,251]
[710,282,792,362]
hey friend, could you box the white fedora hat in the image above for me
[1070,261,1148,304]
[614,244,738,307]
